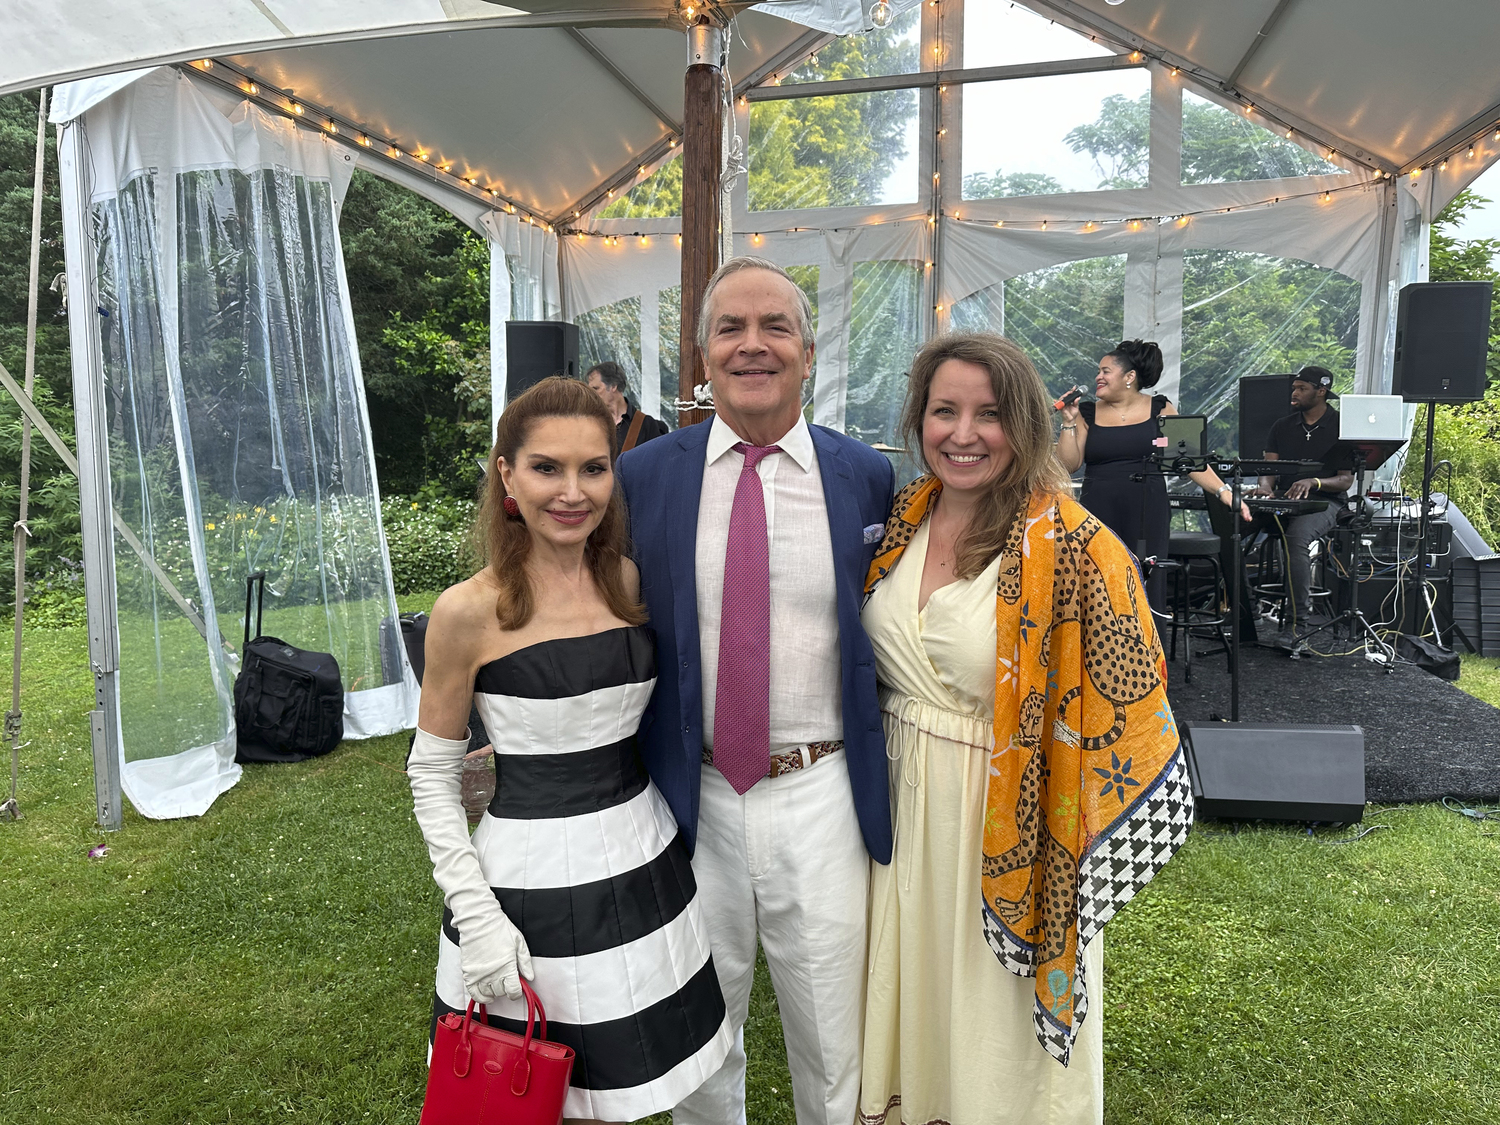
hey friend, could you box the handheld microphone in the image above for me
[1053,386,1087,411]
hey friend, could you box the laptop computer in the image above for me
[1339,395,1407,441]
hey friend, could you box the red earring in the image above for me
[503,496,521,518]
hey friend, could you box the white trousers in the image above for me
[673,754,871,1125]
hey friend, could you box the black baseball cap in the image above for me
[1293,365,1338,399]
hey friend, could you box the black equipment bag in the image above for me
[1395,633,1461,681]
[233,572,345,764]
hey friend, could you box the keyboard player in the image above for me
[1245,366,1355,647]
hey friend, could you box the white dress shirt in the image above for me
[696,414,842,753]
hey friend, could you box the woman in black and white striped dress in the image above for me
[408,377,731,1123]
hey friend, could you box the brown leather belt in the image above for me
[702,740,844,780]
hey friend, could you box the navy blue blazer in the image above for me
[617,420,896,864]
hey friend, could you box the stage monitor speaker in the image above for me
[1183,721,1364,822]
[1391,281,1492,404]
[1238,374,1293,457]
[506,321,579,402]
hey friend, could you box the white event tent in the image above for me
[3,0,1498,826]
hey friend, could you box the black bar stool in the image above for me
[1163,531,1232,683]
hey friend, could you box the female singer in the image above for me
[1055,339,1247,611]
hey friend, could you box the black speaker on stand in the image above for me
[1183,721,1365,822]
[1392,281,1493,645]
[506,321,580,403]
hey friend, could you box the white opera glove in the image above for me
[407,726,533,1003]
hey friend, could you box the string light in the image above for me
[289,102,304,115]
[639,235,648,246]
[1321,191,1332,202]
[1440,160,1448,171]
[1041,220,1048,230]
[242,81,259,96]
[415,151,427,161]
[1170,67,1179,78]
[196,59,214,70]
[1469,146,1477,158]
[323,120,338,134]
[1129,51,1141,62]
[357,134,371,147]
[387,145,401,158]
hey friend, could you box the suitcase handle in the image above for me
[244,572,267,648]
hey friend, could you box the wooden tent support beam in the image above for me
[678,20,723,428]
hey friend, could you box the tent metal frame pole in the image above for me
[3,87,48,824]
[1019,0,1392,174]
[1224,0,1300,91]
[56,120,123,832]
[744,52,1142,102]
[562,27,683,136]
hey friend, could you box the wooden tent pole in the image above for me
[677,20,723,427]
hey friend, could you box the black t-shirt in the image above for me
[1264,408,1352,497]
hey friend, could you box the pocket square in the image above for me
[863,523,885,545]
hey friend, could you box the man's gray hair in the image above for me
[695,256,815,352]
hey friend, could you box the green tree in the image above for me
[0,91,78,607]
[339,170,490,498]
[962,170,1065,199]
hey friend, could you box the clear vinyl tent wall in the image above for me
[561,1,1424,469]
[55,68,419,822]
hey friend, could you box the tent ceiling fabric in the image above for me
[221,12,809,220]
[1031,0,1500,172]
[9,0,1500,206]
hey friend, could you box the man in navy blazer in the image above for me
[618,258,893,1125]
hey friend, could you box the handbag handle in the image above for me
[452,981,551,1089]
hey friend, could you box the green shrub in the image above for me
[7,556,87,630]
[381,495,480,596]
[1401,391,1500,547]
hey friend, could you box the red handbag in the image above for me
[420,980,575,1125]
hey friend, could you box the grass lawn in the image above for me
[1,608,1497,1123]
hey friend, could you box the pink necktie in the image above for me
[713,442,779,795]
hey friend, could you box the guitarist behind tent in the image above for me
[1245,365,1354,648]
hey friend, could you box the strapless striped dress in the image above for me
[430,626,731,1121]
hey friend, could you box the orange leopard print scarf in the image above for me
[865,476,1193,1066]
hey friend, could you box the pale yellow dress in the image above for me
[858,519,1104,1125]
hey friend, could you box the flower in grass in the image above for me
[205,522,215,530]
[87,845,108,859]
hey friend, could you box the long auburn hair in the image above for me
[477,376,646,630]
[900,332,1071,579]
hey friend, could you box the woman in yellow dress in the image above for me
[857,333,1193,1125]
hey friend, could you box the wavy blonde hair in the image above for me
[900,332,1071,579]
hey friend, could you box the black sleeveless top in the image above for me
[1077,394,1170,609]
